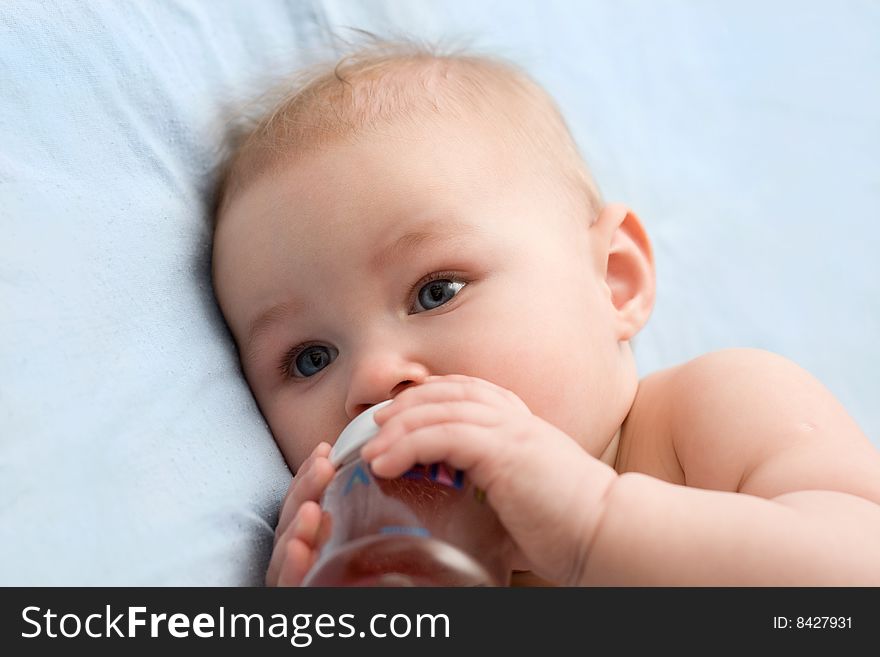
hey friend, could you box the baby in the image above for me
[211,37,880,586]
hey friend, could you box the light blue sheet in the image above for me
[2,0,877,584]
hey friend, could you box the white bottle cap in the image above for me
[328,399,394,467]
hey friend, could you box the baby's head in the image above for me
[212,37,655,471]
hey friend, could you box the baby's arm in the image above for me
[580,348,880,585]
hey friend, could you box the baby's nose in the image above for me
[390,379,418,398]
[345,362,429,419]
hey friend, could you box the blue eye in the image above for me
[283,344,338,378]
[415,276,466,312]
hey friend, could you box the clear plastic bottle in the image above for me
[302,400,513,587]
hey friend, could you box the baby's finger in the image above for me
[276,451,334,541]
[373,379,510,426]
[427,374,530,410]
[316,509,333,553]
[367,422,502,489]
[272,538,315,587]
[267,501,323,586]
[363,400,500,460]
[280,441,331,509]
[290,442,332,486]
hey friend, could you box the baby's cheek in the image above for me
[274,432,312,474]
[503,327,608,436]
[266,399,339,473]
[464,330,567,418]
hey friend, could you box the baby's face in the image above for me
[213,116,634,471]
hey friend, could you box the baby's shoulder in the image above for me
[630,348,878,499]
[639,347,819,414]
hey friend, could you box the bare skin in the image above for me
[213,111,880,586]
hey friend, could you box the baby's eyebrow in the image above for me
[368,220,483,274]
[245,299,304,364]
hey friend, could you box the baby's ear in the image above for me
[591,204,655,341]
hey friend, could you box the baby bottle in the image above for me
[302,400,513,587]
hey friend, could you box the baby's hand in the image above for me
[364,374,618,585]
[265,442,335,587]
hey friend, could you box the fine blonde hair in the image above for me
[214,31,602,224]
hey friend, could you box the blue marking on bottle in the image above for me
[379,525,430,537]
[343,463,371,496]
